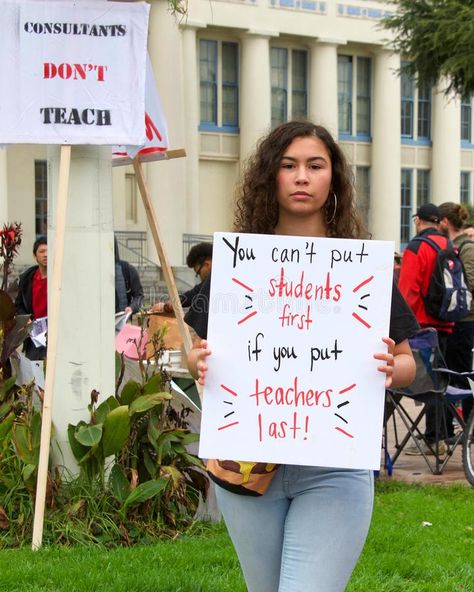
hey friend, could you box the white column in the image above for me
[432,82,461,203]
[48,145,115,473]
[309,41,339,136]
[371,49,401,245]
[240,31,272,161]
[146,0,187,265]
[0,147,8,223]
[181,24,202,234]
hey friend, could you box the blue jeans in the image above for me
[215,464,374,592]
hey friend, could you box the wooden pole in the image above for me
[32,145,71,550]
[132,157,193,355]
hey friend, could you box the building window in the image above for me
[417,82,431,140]
[338,56,352,134]
[400,68,414,138]
[35,160,47,236]
[355,166,370,228]
[400,169,413,245]
[461,97,472,143]
[199,39,239,131]
[338,55,371,138]
[460,172,471,204]
[125,173,138,224]
[356,58,371,136]
[401,65,432,142]
[271,47,308,127]
[416,169,431,207]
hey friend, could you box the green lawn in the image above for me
[0,481,472,592]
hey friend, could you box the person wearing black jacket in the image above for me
[114,238,144,315]
[15,236,48,360]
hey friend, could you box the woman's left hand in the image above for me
[374,336,395,388]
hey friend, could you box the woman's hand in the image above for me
[374,336,416,389]
[187,339,212,385]
[374,336,395,387]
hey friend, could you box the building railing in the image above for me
[182,233,213,265]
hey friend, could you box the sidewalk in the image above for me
[379,396,469,486]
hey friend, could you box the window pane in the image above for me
[199,40,217,124]
[417,82,431,139]
[401,68,414,138]
[460,172,471,204]
[461,98,472,142]
[271,48,288,127]
[222,42,239,126]
[400,169,413,244]
[338,56,352,134]
[35,160,48,236]
[417,169,430,206]
[356,57,371,135]
[292,50,307,119]
[355,167,370,228]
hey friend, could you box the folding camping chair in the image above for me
[384,327,473,475]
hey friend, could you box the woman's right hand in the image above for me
[187,339,212,385]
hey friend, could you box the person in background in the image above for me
[15,236,48,360]
[150,241,213,314]
[185,121,417,592]
[398,203,453,456]
[463,223,474,241]
[114,238,144,315]
[439,202,474,436]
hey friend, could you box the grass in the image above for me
[0,481,472,592]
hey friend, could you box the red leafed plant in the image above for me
[0,222,22,292]
[0,222,30,387]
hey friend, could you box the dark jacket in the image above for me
[15,265,38,316]
[117,260,144,314]
[14,265,47,360]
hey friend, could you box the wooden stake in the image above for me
[32,145,71,550]
[132,157,193,355]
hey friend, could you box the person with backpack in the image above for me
[398,203,454,455]
[439,202,474,437]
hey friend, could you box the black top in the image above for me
[185,275,419,344]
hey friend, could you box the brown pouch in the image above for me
[207,458,279,496]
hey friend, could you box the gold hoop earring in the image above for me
[326,192,337,225]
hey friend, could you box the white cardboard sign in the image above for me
[199,233,395,470]
[0,0,149,145]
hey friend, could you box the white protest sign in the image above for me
[199,233,395,470]
[0,0,149,145]
[113,54,169,160]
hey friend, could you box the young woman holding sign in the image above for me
[186,121,417,592]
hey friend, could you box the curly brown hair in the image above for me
[233,121,368,239]
[439,202,469,231]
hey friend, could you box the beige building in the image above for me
[2,0,474,268]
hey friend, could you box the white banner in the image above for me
[199,233,395,470]
[0,0,149,145]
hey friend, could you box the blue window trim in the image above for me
[338,133,371,143]
[461,140,474,149]
[401,137,432,147]
[199,123,240,134]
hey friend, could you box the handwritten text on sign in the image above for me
[0,0,149,145]
[199,233,395,470]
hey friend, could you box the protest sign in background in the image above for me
[199,233,395,470]
[0,0,149,145]
[113,54,169,159]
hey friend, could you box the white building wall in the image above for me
[3,0,474,265]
